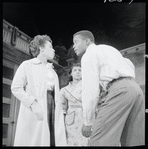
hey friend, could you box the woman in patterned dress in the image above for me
[60,63,89,146]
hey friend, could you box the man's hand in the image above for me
[82,124,92,138]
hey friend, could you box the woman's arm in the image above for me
[60,88,68,114]
[11,61,36,109]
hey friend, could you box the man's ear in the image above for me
[85,38,91,45]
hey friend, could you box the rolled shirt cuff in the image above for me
[63,110,67,115]
[83,119,93,126]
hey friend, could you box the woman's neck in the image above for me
[37,54,47,64]
[71,79,81,86]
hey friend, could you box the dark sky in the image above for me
[3,2,145,51]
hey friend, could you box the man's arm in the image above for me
[81,49,100,126]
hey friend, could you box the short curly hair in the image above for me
[29,35,52,57]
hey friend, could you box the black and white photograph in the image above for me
[3,1,146,147]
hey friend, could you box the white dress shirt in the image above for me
[81,43,135,126]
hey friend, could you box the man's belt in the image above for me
[106,77,132,90]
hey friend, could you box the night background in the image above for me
[3,2,146,65]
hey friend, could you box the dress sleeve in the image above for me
[60,88,68,114]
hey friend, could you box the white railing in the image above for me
[3,19,31,55]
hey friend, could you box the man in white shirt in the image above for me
[73,30,145,146]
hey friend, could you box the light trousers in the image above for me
[89,78,145,146]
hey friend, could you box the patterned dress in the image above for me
[60,81,89,146]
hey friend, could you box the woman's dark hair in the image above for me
[68,63,81,81]
[29,35,52,57]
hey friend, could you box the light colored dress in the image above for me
[11,58,67,146]
[60,80,89,146]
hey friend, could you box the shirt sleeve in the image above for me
[60,88,68,114]
[11,61,36,109]
[81,49,100,126]
[124,58,135,71]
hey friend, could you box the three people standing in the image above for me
[11,31,145,147]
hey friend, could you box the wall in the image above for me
[120,43,145,96]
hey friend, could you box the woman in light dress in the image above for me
[60,63,89,146]
[11,35,67,146]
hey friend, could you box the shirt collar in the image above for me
[86,43,96,52]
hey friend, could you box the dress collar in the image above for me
[46,62,54,69]
[31,58,54,68]
[31,58,42,64]
[68,80,82,87]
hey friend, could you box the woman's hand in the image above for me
[31,100,44,121]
